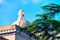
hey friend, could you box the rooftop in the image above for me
[0,25,16,32]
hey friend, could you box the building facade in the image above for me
[0,9,35,40]
[0,25,35,40]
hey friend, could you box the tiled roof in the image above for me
[0,25,16,31]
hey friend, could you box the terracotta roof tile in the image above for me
[0,25,16,31]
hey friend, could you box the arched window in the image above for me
[22,14,24,17]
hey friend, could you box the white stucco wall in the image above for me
[3,34,15,40]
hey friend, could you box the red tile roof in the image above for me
[0,25,16,31]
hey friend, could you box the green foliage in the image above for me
[42,3,60,20]
[24,3,60,40]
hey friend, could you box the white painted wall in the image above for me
[3,34,15,40]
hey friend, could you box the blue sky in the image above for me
[0,0,60,26]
